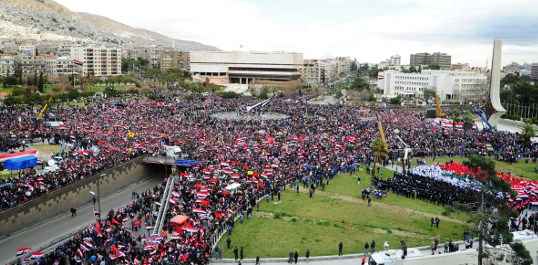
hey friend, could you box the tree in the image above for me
[511,242,533,265]
[521,121,536,148]
[390,96,402,105]
[37,72,45,93]
[350,75,369,91]
[501,73,520,89]
[409,66,417,73]
[368,65,379,79]
[462,112,474,131]
[423,88,436,100]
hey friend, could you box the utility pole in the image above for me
[478,191,484,265]
[97,174,102,219]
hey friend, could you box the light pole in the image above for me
[89,174,103,219]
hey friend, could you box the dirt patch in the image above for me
[370,228,422,238]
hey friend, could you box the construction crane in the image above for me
[37,97,53,120]
[377,119,388,148]
[435,96,446,118]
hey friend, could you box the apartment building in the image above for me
[301,59,324,88]
[410,52,451,69]
[71,46,122,77]
[160,51,190,72]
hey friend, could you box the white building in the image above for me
[190,51,303,85]
[70,46,122,77]
[0,56,15,77]
[378,70,487,102]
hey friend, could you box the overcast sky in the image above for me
[56,0,538,66]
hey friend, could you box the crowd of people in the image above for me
[1,94,537,264]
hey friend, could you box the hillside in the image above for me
[0,0,217,50]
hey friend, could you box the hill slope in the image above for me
[0,0,217,50]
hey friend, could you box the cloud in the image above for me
[55,0,538,65]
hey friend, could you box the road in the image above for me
[0,177,161,265]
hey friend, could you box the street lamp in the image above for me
[89,174,103,219]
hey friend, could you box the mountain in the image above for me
[0,0,217,51]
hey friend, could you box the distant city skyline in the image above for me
[56,0,538,65]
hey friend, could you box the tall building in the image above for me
[531,63,538,81]
[71,46,122,77]
[410,52,451,69]
[160,51,190,72]
[389,55,401,66]
[334,57,353,78]
[0,56,15,77]
[301,59,324,88]
[378,70,487,102]
[15,54,51,78]
[190,51,303,85]
[126,46,161,68]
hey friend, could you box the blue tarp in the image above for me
[3,156,38,170]
[176,160,199,167]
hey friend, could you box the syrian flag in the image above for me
[143,242,158,251]
[16,247,32,256]
[192,208,207,214]
[0,149,38,162]
[83,237,94,249]
[31,251,44,259]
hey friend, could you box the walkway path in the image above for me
[210,239,538,265]
[0,177,161,265]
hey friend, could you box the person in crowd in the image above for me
[234,247,239,261]
[3,95,534,265]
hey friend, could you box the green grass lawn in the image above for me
[0,170,12,180]
[410,156,538,180]
[218,167,473,258]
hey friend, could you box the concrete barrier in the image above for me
[0,157,158,236]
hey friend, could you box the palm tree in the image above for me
[371,138,389,177]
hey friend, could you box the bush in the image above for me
[511,242,533,265]
[217,91,241,99]
[4,96,23,105]
[104,86,120,97]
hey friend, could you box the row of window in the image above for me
[395,76,428,81]
[394,81,429,86]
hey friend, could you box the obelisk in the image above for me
[490,39,506,112]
